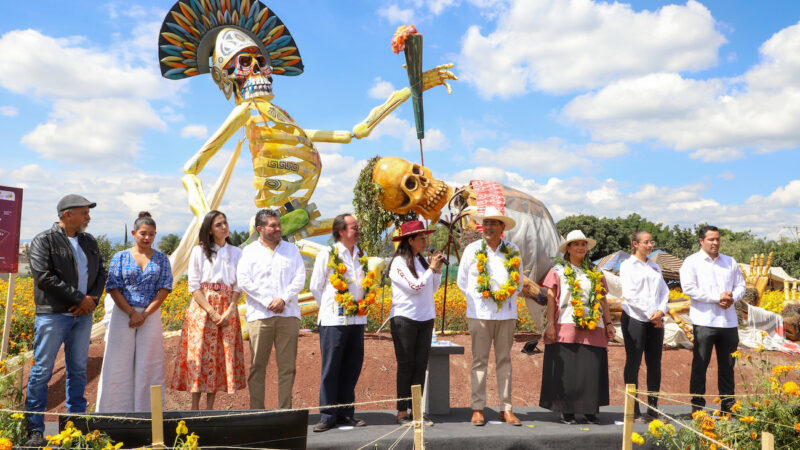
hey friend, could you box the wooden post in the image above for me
[622,383,635,450]
[1,273,16,360]
[150,385,166,449]
[412,384,424,450]
[761,431,774,450]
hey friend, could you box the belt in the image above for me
[201,282,232,292]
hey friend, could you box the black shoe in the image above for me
[25,430,46,447]
[633,414,649,424]
[337,416,366,427]
[646,409,661,420]
[584,414,600,425]
[560,413,577,425]
[397,415,412,425]
[313,421,335,432]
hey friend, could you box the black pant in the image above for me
[690,325,739,412]
[319,324,365,424]
[390,316,434,412]
[621,312,664,415]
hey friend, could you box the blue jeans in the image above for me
[25,313,93,432]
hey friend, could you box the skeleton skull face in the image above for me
[211,28,273,102]
[372,157,452,220]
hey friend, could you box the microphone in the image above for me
[427,247,449,266]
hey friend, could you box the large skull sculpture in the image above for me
[210,28,273,102]
[373,157,452,220]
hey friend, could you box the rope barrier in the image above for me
[635,389,778,398]
[624,391,733,450]
[387,422,413,450]
[0,396,414,423]
[355,423,411,450]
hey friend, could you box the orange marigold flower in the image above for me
[739,416,756,424]
[794,423,800,434]
[783,381,799,396]
[587,321,596,330]
[750,432,757,440]
[482,290,491,299]
[337,263,347,274]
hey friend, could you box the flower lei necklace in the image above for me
[554,257,605,330]
[475,239,521,311]
[327,244,378,316]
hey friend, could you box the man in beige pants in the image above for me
[237,209,306,409]
[457,206,523,426]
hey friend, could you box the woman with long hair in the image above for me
[539,230,615,425]
[620,230,668,422]
[388,220,444,425]
[170,210,246,410]
[97,212,172,412]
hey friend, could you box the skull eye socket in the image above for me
[411,165,421,175]
[404,177,418,191]
[236,54,268,68]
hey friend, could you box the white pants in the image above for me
[96,306,165,412]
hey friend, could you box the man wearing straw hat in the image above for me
[457,206,523,426]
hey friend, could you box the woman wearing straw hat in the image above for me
[388,220,445,426]
[539,230,615,425]
[457,206,523,426]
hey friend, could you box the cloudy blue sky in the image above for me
[2,0,799,243]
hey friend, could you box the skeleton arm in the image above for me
[304,64,457,142]
[182,103,251,219]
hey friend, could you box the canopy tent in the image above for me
[648,250,683,280]
[593,250,631,274]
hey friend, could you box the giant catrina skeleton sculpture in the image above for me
[158,0,456,278]
[373,156,564,328]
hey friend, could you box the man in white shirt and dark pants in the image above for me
[679,225,746,413]
[457,207,523,427]
[237,209,306,410]
[309,213,368,431]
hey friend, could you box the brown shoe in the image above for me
[498,410,522,426]
[471,409,485,426]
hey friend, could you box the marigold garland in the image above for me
[475,239,521,311]
[555,257,605,330]
[327,244,378,316]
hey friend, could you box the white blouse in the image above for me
[389,256,440,322]
[620,255,669,323]
[188,243,242,292]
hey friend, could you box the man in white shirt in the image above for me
[237,209,306,410]
[457,207,523,426]
[308,214,368,432]
[679,225,746,413]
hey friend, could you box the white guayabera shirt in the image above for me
[457,239,521,321]
[236,240,306,322]
[679,250,746,328]
[309,242,367,326]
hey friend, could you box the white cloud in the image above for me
[367,114,449,152]
[472,138,591,174]
[368,77,396,100]
[20,98,166,165]
[582,142,629,159]
[563,21,800,160]
[717,171,736,180]
[180,125,209,140]
[446,166,799,238]
[457,0,725,98]
[0,106,18,116]
[377,5,415,24]
[0,29,173,100]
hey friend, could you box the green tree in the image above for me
[157,233,181,255]
[96,234,128,270]
[229,230,251,247]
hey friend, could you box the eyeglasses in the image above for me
[638,240,656,246]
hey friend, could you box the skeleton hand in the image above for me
[421,63,457,94]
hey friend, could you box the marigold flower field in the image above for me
[0,278,537,357]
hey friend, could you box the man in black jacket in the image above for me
[24,194,107,447]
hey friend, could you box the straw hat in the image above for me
[392,220,437,241]
[558,230,597,254]
[475,206,516,231]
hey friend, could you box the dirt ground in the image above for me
[28,330,798,416]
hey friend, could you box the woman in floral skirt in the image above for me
[170,210,246,409]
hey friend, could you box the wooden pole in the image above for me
[412,384,424,450]
[761,431,774,450]
[1,273,16,360]
[150,385,166,449]
[621,383,635,450]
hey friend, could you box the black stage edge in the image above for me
[60,409,308,449]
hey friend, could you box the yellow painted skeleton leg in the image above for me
[169,139,243,281]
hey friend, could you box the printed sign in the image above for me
[0,186,23,273]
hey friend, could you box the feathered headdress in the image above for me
[158,0,303,80]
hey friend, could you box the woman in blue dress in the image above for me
[96,212,172,412]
